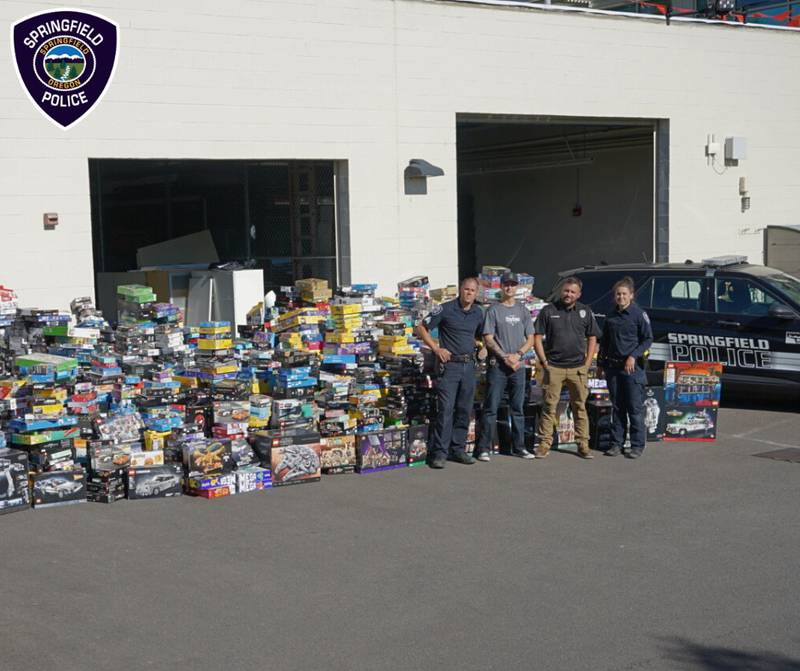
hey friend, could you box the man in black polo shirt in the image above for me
[415,277,484,469]
[533,276,600,459]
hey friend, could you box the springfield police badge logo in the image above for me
[11,9,118,129]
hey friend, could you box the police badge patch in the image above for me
[11,9,119,129]
[579,309,586,319]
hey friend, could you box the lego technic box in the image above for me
[31,469,86,509]
[663,362,723,407]
[320,434,356,474]
[406,424,429,467]
[126,463,183,499]
[269,430,322,486]
[0,447,30,514]
[663,406,717,442]
[356,429,407,473]
[643,386,667,442]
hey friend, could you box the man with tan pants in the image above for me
[533,276,600,459]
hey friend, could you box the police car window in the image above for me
[634,278,654,308]
[715,278,778,316]
[651,278,704,311]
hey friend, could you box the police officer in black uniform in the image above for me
[598,276,653,458]
[415,277,484,469]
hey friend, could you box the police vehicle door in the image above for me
[712,275,800,384]
[637,274,712,371]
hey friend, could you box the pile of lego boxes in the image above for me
[0,274,445,515]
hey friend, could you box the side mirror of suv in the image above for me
[768,302,798,320]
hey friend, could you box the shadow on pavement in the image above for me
[721,390,799,413]
[660,637,800,670]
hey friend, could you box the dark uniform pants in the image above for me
[605,367,646,452]
[477,361,526,454]
[432,360,476,458]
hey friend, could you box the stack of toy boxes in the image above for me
[0,285,18,328]
[116,285,157,325]
[0,444,30,514]
[70,296,106,329]
[195,322,238,385]
[10,353,85,509]
[275,307,326,353]
[397,276,430,320]
[183,437,236,498]
[663,362,721,442]
[429,285,458,303]
[514,273,535,300]
[478,265,510,303]
[295,277,333,304]
[42,323,101,363]
[350,367,383,434]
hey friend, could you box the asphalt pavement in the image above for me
[2,401,799,671]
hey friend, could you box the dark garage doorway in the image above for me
[89,159,350,293]
[457,114,668,295]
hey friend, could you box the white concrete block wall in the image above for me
[1,0,798,307]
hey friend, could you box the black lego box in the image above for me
[126,463,183,499]
[320,434,356,474]
[663,405,717,442]
[182,439,234,477]
[24,439,75,471]
[0,448,30,514]
[356,429,407,473]
[86,469,126,503]
[644,386,667,442]
[31,469,86,508]
[269,430,322,486]
[406,424,428,467]
[587,399,613,452]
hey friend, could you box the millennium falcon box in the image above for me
[182,439,234,477]
[31,469,86,508]
[356,429,408,473]
[0,448,30,514]
[406,424,429,467]
[269,430,322,486]
[126,463,183,500]
[320,434,356,474]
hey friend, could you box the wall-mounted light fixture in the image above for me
[739,176,750,212]
[404,159,444,195]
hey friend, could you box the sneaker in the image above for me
[429,454,447,469]
[605,446,622,457]
[449,450,476,465]
[475,452,491,462]
[578,450,595,460]
[513,449,536,460]
[626,450,643,459]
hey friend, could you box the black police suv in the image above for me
[551,256,800,394]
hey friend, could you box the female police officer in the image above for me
[598,276,653,459]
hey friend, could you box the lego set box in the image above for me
[320,434,356,474]
[664,362,722,407]
[406,424,428,467]
[643,386,667,442]
[356,428,407,473]
[31,469,86,508]
[125,463,183,499]
[0,447,29,514]
[269,430,322,486]
[663,406,717,442]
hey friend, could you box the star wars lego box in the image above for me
[125,463,183,499]
[236,465,272,493]
[320,434,356,474]
[0,447,30,514]
[406,424,429,467]
[356,429,407,473]
[663,362,723,407]
[269,430,322,486]
[644,386,667,442]
[663,405,717,442]
[31,468,86,508]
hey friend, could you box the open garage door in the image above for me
[457,114,668,295]
[764,225,800,277]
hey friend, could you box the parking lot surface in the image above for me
[2,402,799,671]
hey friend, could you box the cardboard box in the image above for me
[663,362,722,407]
[126,464,183,499]
[187,472,237,491]
[406,425,429,467]
[31,469,86,508]
[270,430,322,486]
[236,466,272,493]
[663,406,717,442]
[0,448,30,514]
[182,439,234,477]
[644,386,667,442]
[320,434,356,474]
[356,429,407,473]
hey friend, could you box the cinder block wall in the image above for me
[1,0,797,307]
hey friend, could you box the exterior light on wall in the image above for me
[404,159,444,195]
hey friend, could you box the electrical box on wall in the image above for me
[725,137,747,162]
[43,213,58,230]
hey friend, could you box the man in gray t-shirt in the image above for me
[476,271,535,461]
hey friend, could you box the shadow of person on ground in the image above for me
[660,636,800,670]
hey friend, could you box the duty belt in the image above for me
[448,354,474,363]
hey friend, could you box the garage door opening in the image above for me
[457,114,668,294]
[89,159,349,295]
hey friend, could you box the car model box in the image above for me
[320,434,356,474]
[406,425,429,467]
[0,447,30,514]
[663,406,717,442]
[269,430,322,486]
[356,429,407,473]
[31,469,86,508]
[126,463,183,499]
